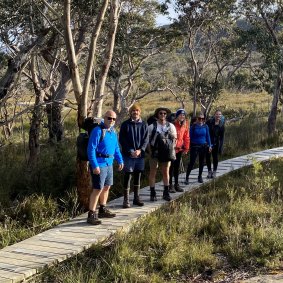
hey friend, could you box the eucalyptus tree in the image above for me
[237,0,283,135]
[168,0,246,116]
[0,0,55,166]
[106,0,173,122]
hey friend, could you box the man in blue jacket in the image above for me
[119,103,149,208]
[87,110,124,225]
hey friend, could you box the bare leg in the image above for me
[89,189,102,211]
[99,185,111,206]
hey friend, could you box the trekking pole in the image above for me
[180,156,185,173]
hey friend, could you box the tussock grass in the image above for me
[36,159,283,282]
[2,90,283,280]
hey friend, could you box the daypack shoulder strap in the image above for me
[98,124,107,143]
[150,121,157,141]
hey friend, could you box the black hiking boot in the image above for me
[133,185,144,206]
[163,186,171,201]
[98,206,116,218]
[87,211,102,225]
[169,184,176,193]
[150,187,157,201]
[198,175,203,183]
[175,184,184,192]
[122,189,130,208]
[133,197,144,206]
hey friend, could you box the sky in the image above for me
[155,1,178,26]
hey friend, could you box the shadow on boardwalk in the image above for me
[1,147,283,283]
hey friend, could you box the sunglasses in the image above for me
[107,116,116,121]
[198,117,205,120]
[159,112,167,115]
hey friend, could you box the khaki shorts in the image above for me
[149,157,171,170]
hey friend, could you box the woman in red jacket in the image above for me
[169,109,190,193]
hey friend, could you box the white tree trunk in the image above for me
[94,0,122,117]
[82,0,110,118]
[63,0,83,104]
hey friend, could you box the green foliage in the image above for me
[37,159,283,282]
[0,192,81,248]
[0,140,76,201]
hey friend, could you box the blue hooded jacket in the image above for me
[87,122,123,169]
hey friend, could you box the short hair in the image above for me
[129,103,141,113]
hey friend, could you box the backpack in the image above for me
[150,121,176,162]
[147,115,157,126]
[167,112,176,123]
[76,117,106,161]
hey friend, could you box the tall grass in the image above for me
[1,91,283,254]
[36,159,283,282]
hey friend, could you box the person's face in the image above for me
[104,111,116,128]
[197,115,205,124]
[215,111,222,121]
[158,110,167,121]
[130,108,141,120]
[177,113,186,122]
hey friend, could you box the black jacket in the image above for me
[206,118,225,153]
[119,119,149,157]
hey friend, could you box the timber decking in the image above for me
[1,147,283,283]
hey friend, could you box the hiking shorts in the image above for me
[123,156,144,173]
[90,165,113,190]
[149,157,171,170]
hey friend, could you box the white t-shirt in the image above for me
[148,121,177,146]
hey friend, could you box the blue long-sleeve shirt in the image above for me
[190,124,212,147]
[87,123,123,169]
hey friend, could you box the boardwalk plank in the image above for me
[0,277,13,283]
[0,251,55,265]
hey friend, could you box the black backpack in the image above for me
[150,121,176,162]
[76,117,106,161]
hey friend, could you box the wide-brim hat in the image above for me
[154,107,171,118]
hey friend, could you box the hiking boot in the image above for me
[150,188,157,201]
[212,171,217,178]
[175,184,184,192]
[207,171,212,178]
[133,197,144,206]
[133,186,144,206]
[163,192,172,201]
[198,175,203,183]
[87,211,102,225]
[123,201,130,209]
[163,186,171,201]
[122,189,130,208]
[169,184,176,193]
[98,207,116,218]
[184,178,189,185]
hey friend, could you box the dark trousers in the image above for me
[169,151,182,185]
[123,171,141,188]
[186,144,206,178]
[206,144,219,171]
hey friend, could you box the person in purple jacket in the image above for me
[87,110,124,225]
[185,113,212,184]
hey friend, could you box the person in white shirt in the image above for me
[147,107,177,201]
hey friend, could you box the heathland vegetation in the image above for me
[2,90,283,282]
[1,0,283,281]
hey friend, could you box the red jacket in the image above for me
[174,120,190,153]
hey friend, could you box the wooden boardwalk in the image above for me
[1,147,283,283]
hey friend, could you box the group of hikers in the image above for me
[86,104,225,225]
